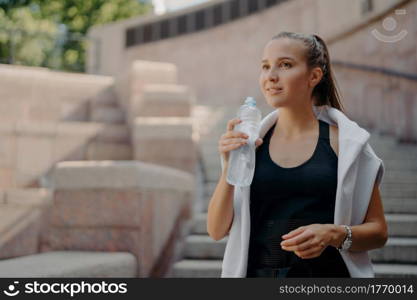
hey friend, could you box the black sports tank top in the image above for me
[247,119,350,277]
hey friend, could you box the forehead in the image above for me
[261,38,306,62]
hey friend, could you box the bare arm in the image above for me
[206,162,235,241]
[206,118,263,241]
[330,127,387,251]
[330,182,388,252]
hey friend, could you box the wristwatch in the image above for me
[337,225,352,251]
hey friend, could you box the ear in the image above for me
[308,67,323,89]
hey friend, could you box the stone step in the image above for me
[369,237,417,264]
[380,188,417,199]
[204,165,222,182]
[382,182,417,190]
[379,171,417,182]
[0,251,136,277]
[383,198,417,214]
[0,203,44,259]
[91,107,125,124]
[381,160,417,170]
[91,90,119,108]
[1,188,52,206]
[95,124,130,143]
[374,263,417,278]
[169,259,417,278]
[367,137,397,147]
[183,235,227,260]
[200,147,221,159]
[382,178,417,185]
[86,142,132,160]
[170,259,222,278]
[385,214,417,237]
[204,181,218,198]
[192,212,208,235]
[368,142,417,151]
[371,138,415,150]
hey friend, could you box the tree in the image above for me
[0,0,153,72]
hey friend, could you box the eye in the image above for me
[279,62,292,69]
[261,64,269,70]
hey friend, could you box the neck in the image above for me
[274,103,318,140]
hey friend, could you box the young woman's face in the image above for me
[259,38,312,109]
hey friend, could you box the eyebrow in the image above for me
[261,57,295,63]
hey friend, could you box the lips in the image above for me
[267,87,283,94]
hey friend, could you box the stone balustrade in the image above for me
[40,160,195,277]
[0,64,116,122]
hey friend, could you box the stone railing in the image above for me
[40,160,195,277]
[0,188,52,259]
[0,64,116,123]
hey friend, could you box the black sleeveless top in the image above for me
[246,119,350,277]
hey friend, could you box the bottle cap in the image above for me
[244,96,256,107]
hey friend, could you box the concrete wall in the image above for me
[327,0,417,141]
[87,0,417,141]
[87,0,409,105]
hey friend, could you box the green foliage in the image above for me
[0,0,153,72]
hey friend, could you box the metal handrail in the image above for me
[332,60,417,82]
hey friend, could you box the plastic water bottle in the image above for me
[226,97,262,187]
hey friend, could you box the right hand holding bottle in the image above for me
[218,118,263,165]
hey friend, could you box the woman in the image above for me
[207,32,388,278]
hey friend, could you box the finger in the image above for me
[220,137,248,146]
[227,118,242,131]
[220,143,246,153]
[296,240,327,257]
[281,229,312,247]
[282,226,306,240]
[255,138,263,147]
[225,130,249,139]
[282,237,313,252]
[296,246,324,259]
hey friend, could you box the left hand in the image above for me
[280,224,333,259]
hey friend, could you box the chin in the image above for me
[266,96,287,108]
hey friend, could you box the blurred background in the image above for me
[0,0,416,279]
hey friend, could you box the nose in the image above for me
[267,67,279,82]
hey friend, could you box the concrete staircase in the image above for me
[0,87,135,277]
[86,92,132,161]
[0,251,136,277]
[170,107,417,278]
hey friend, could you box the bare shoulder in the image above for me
[329,124,339,157]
